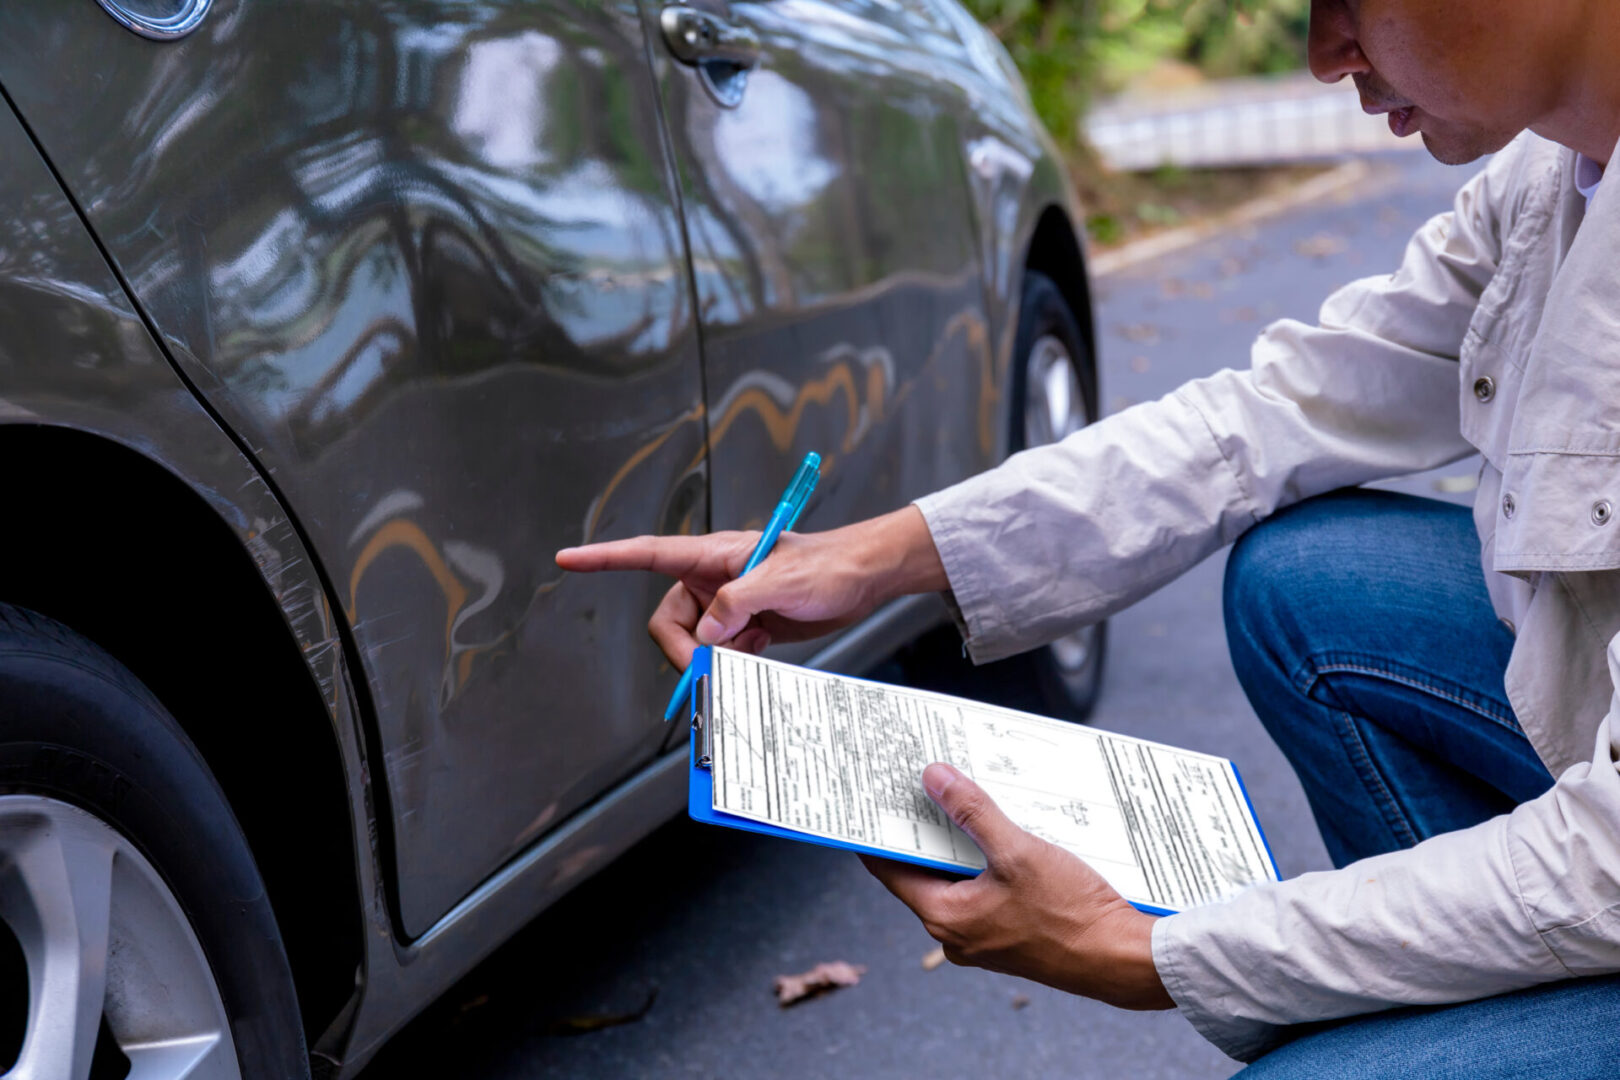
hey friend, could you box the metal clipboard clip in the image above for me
[692,673,713,769]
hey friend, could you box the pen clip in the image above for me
[783,452,821,531]
[692,673,712,769]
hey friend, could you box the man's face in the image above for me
[1308,0,1568,165]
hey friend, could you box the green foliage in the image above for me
[1085,212,1124,245]
[958,0,1310,148]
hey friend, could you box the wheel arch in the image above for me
[0,424,364,1051]
[1022,203,1099,372]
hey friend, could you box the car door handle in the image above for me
[659,6,760,69]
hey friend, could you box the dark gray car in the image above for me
[0,0,1101,1075]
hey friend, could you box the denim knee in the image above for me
[1223,488,1409,690]
[1225,502,1318,692]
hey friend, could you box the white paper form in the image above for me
[707,648,1276,911]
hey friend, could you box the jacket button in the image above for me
[1473,376,1496,402]
[1499,617,1516,635]
[1594,500,1613,526]
[1502,492,1516,518]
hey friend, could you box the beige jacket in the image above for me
[914,131,1620,1061]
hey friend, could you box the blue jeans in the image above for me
[1221,489,1620,1079]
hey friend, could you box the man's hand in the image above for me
[863,762,1174,1011]
[555,506,948,670]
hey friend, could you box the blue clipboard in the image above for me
[681,645,1282,916]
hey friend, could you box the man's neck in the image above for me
[1531,1,1620,164]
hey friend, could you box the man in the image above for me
[557,0,1620,1073]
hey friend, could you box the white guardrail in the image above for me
[1086,72,1422,172]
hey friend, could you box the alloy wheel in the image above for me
[0,795,241,1080]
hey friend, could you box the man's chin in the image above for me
[1420,126,1522,166]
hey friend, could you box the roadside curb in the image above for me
[1089,157,1373,278]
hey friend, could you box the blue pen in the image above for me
[663,450,821,720]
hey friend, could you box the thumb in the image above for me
[922,763,1026,866]
[695,574,769,645]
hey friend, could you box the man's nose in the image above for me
[1306,0,1372,84]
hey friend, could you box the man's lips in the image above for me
[1361,97,1418,137]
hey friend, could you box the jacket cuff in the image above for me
[913,485,1015,662]
[1152,913,1288,1063]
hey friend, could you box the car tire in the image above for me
[0,603,307,1079]
[1006,270,1108,722]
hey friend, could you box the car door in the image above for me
[638,0,997,560]
[0,0,706,937]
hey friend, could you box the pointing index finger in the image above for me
[555,534,743,578]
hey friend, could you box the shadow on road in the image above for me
[361,813,783,1076]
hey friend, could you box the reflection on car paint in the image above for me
[580,403,707,544]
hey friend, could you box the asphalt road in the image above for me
[360,149,1481,1080]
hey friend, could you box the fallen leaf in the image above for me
[921,947,946,971]
[774,961,867,1007]
[1116,322,1161,345]
[544,986,659,1036]
[1011,994,1030,1010]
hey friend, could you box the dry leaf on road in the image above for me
[544,986,659,1036]
[921,946,946,971]
[774,961,867,1007]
